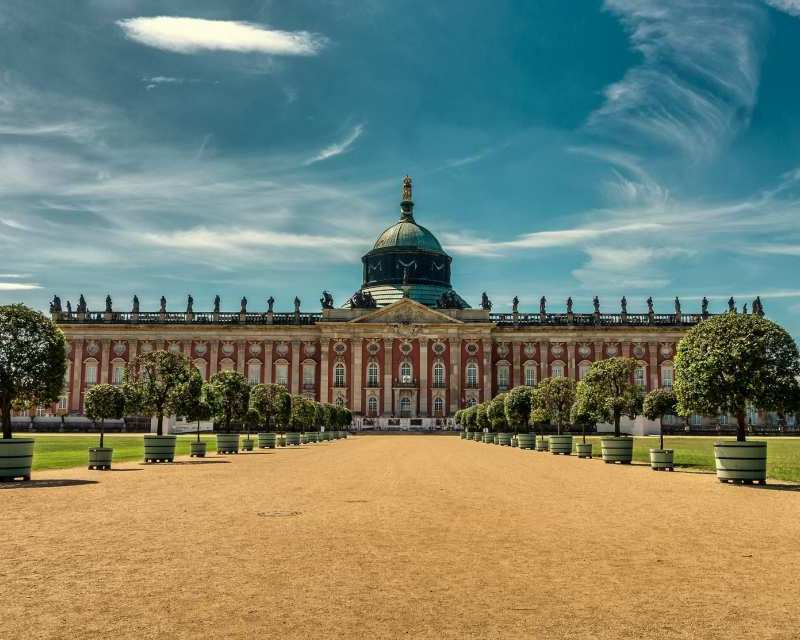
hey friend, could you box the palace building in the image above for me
[45,176,776,433]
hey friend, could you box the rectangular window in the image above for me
[58,396,67,411]
[113,365,125,385]
[551,364,564,378]
[690,414,702,427]
[578,364,590,380]
[634,367,646,389]
[719,414,728,425]
[303,365,314,386]
[525,367,536,386]
[85,365,97,385]
[248,363,261,385]
[276,364,288,386]
[497,367,509,387]
[661,367,673,389]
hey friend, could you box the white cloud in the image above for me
[305,124,365,165]
[117,17,326,56]
[763,0,800,17]
[0,282,42,290]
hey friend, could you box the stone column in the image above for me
[419,337,428,416]
[128,339,138,367]
[449,337,461,413]
[567,341,576,380]
[352,338,363,413]
[512,341,521,387]
[594,340,603,363]
[71,340,84,411]
[482,339,492,403]
[649,341,659,391]
[210,341,219,377]
[237,341,246,375]
[183,340,192,360]
[319,339,329,403]
[100,339,110,384]
[291,340,301,395]
[383,338,393,415]
[264,341,273,384]
[539,341,549,381]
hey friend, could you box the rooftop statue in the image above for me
[240,297,247,313]
[77,294,87,314]
[593,296,600,313]
[753,296,764,316]
[50,295,62,314]
[350,290,377,309]
[728,296,735,312]
[702,296,708,315]
[66,300,72,315]
[620,296,627,314]
[480,292,492,311]
[160,296,167,313]
[743,303,749,314]
[539,296,546,315]
[647,297,653,314]
[187,294,193,313]
[213,295,220,313]
[294,297,301,313]
[402,175,413,202]
[132,295,139,313]
[566,296,573,313]
[105,295,112,313]
[320,291,334,310]
[512,296,519,313]
[267,296,275,313]
[675,296,681,314]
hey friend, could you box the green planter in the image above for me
[535,437,549,452]
[190,441,207,457]
[492,434,500,444]
[714,441,767,484]
[471,432,481,441]
[497,432,512,446]
[277,434,287,447]
[601,436,633,464]
[144,434,176,463]
[549,434,573,455]
[88,447,113,470]
[517,433,535,450]
[511,435,518,448]
[575,442,592,458]
[481,433,493,443]
[0,438,34,481]
[460,431,466,439]
[242,438,254,451]
[285,432,302,446]
[216,433,240,454]
[257,432,278,449]
[649,448,674,471]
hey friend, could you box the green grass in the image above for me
[572,435,800,483]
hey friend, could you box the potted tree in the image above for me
[84,383,125,470]
[242,408,260,451]
[338,406,353,436]
[250,383,290,449]
[207,370,250,454]
[309,402,325,443]
[571,382,596,458]
[488,393,511,445]
[538,377,577,455]
[287,395,310,445]
[0,304,67,481]
[529,387,550,451]
[124,350,195,463]
[476,403,491,442]
[643,388,677,471]
[505,386,534,449]
[186,392,213,457]
[455,409,465,438]
[580,358,643,464]
[675,313,800,484]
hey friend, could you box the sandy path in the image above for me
[2,436,799,639]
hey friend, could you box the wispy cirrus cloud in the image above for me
[117,17,327,56]
[763,0,800,17]
[304,124,365,166]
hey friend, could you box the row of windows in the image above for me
[365,396,446,417]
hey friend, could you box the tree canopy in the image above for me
[206,370,250,432]
[578,357,643,437]
[537,377,577,434]
[487,393,509,432]
[250,383,291,432]
[643,387,677,449]
[84,383,125,448]
[290,395,315,432]
[475,403,490,431]
[504,386,533,433]
[674,313,800,441]
[0,304,67,439]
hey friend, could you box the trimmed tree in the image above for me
[290,395,315,433]
[0,304,67,440]
[84,383,125,448]
[313,401,326,433]
[537,377,577,435]
[579,357,643,437]
[206,370,250,432]
[462,405,476,432]
[250,383,291,432]
[504,386,533,433]
[475,403,490,433]
[183,383,213,444]
[674,313,800,442]
[488,393,509,432]
[123,350,196,436]
[454,409,463,431]
[643,388,677,450]
[335,405,352,431]
[571,381,598,444]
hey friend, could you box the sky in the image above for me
[1,0,800,338]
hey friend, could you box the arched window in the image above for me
[302,363,315,387]
[334,363,346,387]
[367,361,379,386]
[84,359,98,386]
[400,361,412,383]
[466,362,478,386]
[433,396,444,417]
[497,365,510,388]
[551,362,564,378]
[275,362,289,386]
[660,363,674,389]
[433,361,445,387]
[578,362,591,380]
[220,358,234,372]
[248,362,261,385]
[399,396,412,417]
[112,362,126,385]
[634,365,646,389]
[367,396,378,416]
[524,364,537,387]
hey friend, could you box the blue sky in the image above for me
[1,0,800,337]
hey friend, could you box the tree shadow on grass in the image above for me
[0,479,98,490]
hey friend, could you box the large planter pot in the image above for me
[492,434,500,445]
[242,438,254,451]
[144,434,176,463]
[649,448,674,471]
[460,431,466,439]
[714,441,767,484]
[216,433,240,454]
[549,434,573,456]
[601,436,633,464]
[0,438,34,480]
[285,432,302,446]
[471,432,481,441]
[511,435,518,448]
[190,441,207,457]
[277,434,287,447]
[88,447,113,470]
[535,437,549,452]
[258,432,278,449]
[575,442,592,458]
[497,432,512,446]
[517,433,535,450]
[481,433,493,443]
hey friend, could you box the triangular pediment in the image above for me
[349,298,463,324]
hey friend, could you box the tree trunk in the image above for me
[614,411,621,437]
[736,410,747,442]
[659,416,664,450]
[582,422,586,444]
[197,419,201,443]
[100,418,105,448]
[156,412,163,436]
[1,395,12,440]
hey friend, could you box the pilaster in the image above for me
[291,340,301,395]
[351,338,363,413]
[319,339,329,403]
[264,341,273,384]
[210,341,219,377]
[383,338,393,415]
[482,339,492,403]
[512,341,521,387]
[99,339,110,384]
[71,341,84,411]
[539,341,549,381]
[237,341,246,375]
[419,337,429,415]
[567,340,576,380]
[649,341,659,390]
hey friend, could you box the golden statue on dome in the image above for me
[402,175,413,202]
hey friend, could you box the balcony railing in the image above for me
[431,381,447,388]
[489,311,711,327]
[333,380,347,388]
[393,378,418,388]
[365,380,381,388]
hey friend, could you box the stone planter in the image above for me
[481,433,493,443]
[517,433,535,450]
[601,436,633,464]
[242,438,254,451]
[216,433,240,454]
[649,448,674,471]
[497,432,512,446]
[285,432,302,446]
[190,441,207,457]
[144,434,176,463]
[549,434,573,455]
[0,438,34,480]
[88,447,113,470]
[535,437,549,452]
[714,441,767,484]
[258,432,278,449]
[575,442,592,458]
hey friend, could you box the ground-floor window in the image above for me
[433,397,444,417]
[367,396,378,416]
[399,396,411,417]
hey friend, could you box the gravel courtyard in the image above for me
[3,435,799,639]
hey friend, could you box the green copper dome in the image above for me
[372,219,444,253]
